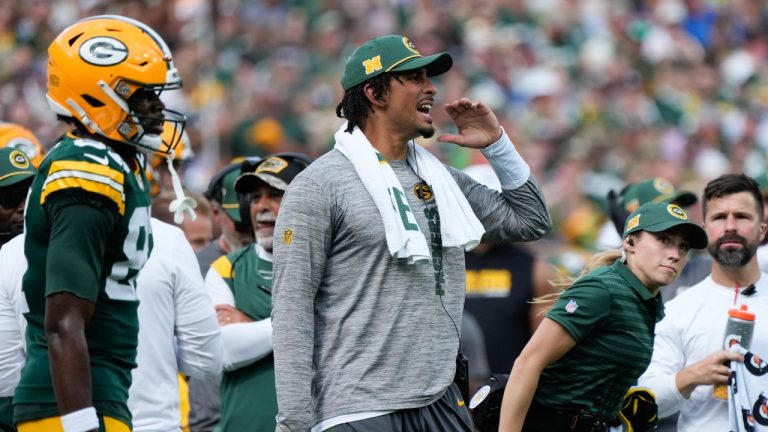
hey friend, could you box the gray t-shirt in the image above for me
[271,149,550,431]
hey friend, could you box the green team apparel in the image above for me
[210,246,275,432]
[14,134,153,427]
[535,260,664,420]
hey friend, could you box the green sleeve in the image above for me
[45,199,118,302]
[546,280,611,342]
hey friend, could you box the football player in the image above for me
[14,15,186,432]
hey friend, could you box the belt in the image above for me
[524,401,608,432]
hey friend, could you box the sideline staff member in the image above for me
[272,35,551,431]
[499,202,708,432]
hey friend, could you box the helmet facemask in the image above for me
[113,82,187,154]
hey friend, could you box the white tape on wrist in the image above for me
[61,407,99,432]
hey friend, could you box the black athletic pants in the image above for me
[330,384,473,432]
[522,400,608,432]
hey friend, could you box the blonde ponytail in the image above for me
[533,249,623,315]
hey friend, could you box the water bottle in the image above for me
[713,304,755,400]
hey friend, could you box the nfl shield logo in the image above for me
[565,299,579,314]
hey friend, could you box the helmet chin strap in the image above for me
[165,154,197,224]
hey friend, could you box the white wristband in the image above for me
[61,407,99,432]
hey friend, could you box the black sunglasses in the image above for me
[0,186,28,209]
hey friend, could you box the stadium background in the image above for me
[3,0,766,268]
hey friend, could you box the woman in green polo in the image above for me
[498,202,708,432]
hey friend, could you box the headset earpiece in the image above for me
[204,163,240,203]
[608,189,629,236]
[238,191,252,234]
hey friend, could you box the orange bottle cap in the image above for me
[729,304,755,321]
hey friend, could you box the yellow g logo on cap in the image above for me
[9,150,29,169]
[402,37,421,55]
[653,177,675,195]
[667,204,687,220]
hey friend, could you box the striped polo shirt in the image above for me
[534,260,664,419]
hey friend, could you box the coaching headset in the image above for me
[204,159,260,234]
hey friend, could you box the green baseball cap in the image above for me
[0,147,35,188]
[623,202,708,249]
[235,154,310,193]
[341,35,453,91]
[619,177,697,213]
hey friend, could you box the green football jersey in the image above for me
[14,133,153,425]
[211,246,275,432]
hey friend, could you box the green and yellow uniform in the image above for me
[210,246,274,432]
[535,260,665,420]
[14,134,152,429]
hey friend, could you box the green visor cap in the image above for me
[341,35,453,90]
[623,202,708,249]
[620,177,697,213]
[0,147,35,188]
[220,169,242,222]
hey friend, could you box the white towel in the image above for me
[729,345,768,431]
[334,123,485,264]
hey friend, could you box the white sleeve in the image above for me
[0,236,27,397]
[220,319,273,371]
[203,254,273,371]
[204,264,235,306]
[479,127,531,190]
[172,231,223,379]
[637,314,687,418]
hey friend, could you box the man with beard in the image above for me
[204,153,311,432]
[639,173,768,432]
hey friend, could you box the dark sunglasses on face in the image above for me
[0,186,27,209]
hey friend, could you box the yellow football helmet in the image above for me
[0,122,45,168]
[46,15,186,153]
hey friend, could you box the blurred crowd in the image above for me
[3,0,768,268]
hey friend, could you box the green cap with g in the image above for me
[623,202,708,249]
[0,147,35,188]
[619,177,697,213]
[341,35,453,91]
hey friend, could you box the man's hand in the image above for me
[438,97,501,149]
[215,304,252,326]
[675,350,743,398]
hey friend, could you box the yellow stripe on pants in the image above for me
[17,415,130,432]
